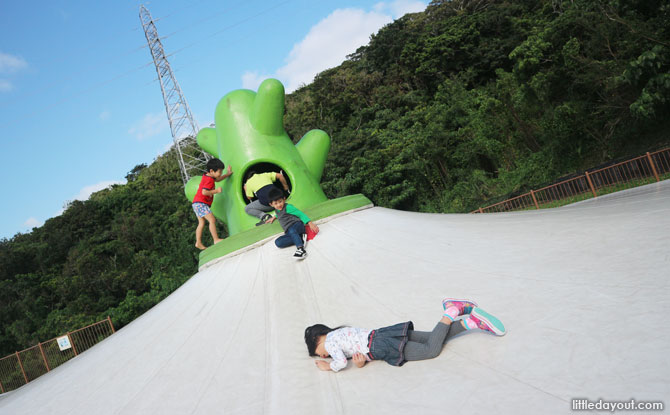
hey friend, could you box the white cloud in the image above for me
[243,2,427,93]
[0,79,12,92]
[0,52,28,73]
[99,110,111,121]
[58,9,70,20]
[383,0,427,17]
[276,8,391,92]
[55,180,126,216]
[22,181,126,232]
[242,71,270,91]
[23,217,42,229]
[160,140,175,155]
[0,52,28,92]
[128,112,167,140]
[73,180,125,202]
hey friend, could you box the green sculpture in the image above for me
[185,78,331,236]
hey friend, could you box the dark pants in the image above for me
[275,222,305,248]
[403,321,467,361]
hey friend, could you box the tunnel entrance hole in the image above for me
[241,162,292,204]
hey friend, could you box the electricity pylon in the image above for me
[139,5,210,185]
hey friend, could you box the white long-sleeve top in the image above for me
[324,327,372,372]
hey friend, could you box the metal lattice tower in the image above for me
[139,5,210,185]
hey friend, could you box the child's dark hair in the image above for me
[268,187,284,203]
[206,158,225,172]
[304,324,341,356]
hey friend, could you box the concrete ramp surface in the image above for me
[1,181,669,414]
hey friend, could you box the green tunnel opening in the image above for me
[242,162,293,204]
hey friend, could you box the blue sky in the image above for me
[0,0,427,239]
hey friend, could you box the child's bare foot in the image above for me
[195,243,206,250]
[213,238,223,244]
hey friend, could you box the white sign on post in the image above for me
[57,335,72,351]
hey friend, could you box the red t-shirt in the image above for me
[192,174,216,206]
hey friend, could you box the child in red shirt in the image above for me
[192,158,232,250]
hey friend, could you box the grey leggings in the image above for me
[245,200,273,219]
[403,321,467,362]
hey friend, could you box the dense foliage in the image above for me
[1,0,668,356]
[0,152,200,356]
[286,0,670,211]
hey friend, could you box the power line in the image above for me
[0,44,148,109]
[0,60,154,128]
[169,0,293,57]
[0,1,238,108]
[160,0,253,39]
[0,0,299,126]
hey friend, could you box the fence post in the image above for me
[646,152,660,182]
[67,333,78,356]
[478,207,483,213]
[15,352,28,384]
[38,342,50,372]
[107,316,116,333]
[530,190,539,209]
[584,172,597,198]
[0,378,4,393]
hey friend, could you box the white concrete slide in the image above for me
[1,180,669,414]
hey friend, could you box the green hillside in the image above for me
[2,0,669,356]
[286,0,670,211]
[0,153,198,356]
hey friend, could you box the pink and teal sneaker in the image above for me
[464,307,506,336]
[442,298,478,315]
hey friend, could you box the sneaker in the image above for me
[442,298,478,315]
[256,214,272,226]
[468,307,506,336]
[293,247,307,260]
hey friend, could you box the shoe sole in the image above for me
[471,307,506,336]
[442,297,478,310]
